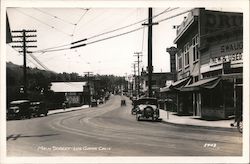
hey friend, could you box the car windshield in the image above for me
[135,98,157,106]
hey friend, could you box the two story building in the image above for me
[172,8,243,119]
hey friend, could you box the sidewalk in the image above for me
[160,109,235,130]
[48,105,89,115]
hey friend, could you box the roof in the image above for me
[51,82,87,93]
[10,100,30,104]
[181,77,221,91]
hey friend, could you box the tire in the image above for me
[237,119,243,133]
[136,115,140,121]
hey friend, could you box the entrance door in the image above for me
[193,93,201,116]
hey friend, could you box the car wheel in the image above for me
[136,115,140,121]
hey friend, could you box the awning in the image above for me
[171,77,191,88]
[160,77,191,92]
[181,77,221,92]
[160,87,171,92]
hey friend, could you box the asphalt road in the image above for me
[7,95,242,156]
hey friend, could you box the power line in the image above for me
[157,8,193,23]
[72,9,90,37]
[86,7,176,40]
[34,8,76,26]
[16,9,73,37]
[33,7,179,53]
[33,8,192,53]
[39,8,190,52]
[7,44,43,69]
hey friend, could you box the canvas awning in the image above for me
[181,77,221,92]
[160,77,191,92]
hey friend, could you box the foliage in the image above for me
[6,62,126,107]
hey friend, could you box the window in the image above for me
[177,50,182,70]
[192,35,199,62]
[184,43,189,67]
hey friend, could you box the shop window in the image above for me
[202,89,223,108]
[177,50,182,70]
[192,35,199,62]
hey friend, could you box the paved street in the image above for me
[7,95,242,156]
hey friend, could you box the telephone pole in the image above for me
[134,52,142,98]
[131,63,136,96]
[143,8,158,97]
[12,29,37,98]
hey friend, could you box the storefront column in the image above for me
[193,93,196,116]
[233,78,237,108]
[198,93,201,116]
[176,92,179,113]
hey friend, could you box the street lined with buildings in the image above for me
[7,95,242,156]
[4,4,248,163]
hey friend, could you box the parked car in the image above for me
[30,101,48,117]
[131,97,137,105]
[7,100,31,119]
[91,99,98,107]
[98,98,104,104]
[135,97,160,121]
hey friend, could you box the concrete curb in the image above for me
[159,109,237,132]
[48,105,89,116]
[160,119,238,132]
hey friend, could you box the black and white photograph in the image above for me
[1,0,249,163]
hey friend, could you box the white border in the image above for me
[1,0,249,163]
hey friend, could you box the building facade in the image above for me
[172,8,243,119]
[141,72,175,98]
[50,82,90,106]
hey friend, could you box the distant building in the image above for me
[50,82,90,106]
[141,71,175,97]
[166,8,243,119]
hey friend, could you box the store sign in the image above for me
[210,53,242,66]
[200,10,243,35]
[220,41,243,54]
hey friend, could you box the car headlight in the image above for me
[15,109,20,113]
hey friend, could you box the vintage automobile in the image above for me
[135,97,160,121]
[98,98,104,104]
[91,99,98,107]
[7,100,31,119]
[29,101,48,117]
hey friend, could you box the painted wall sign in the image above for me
[210,53,242,66]
[210,40,243,58]
[200,9,243,35]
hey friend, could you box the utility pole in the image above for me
[132,63,136,96]
[134,52,142,98]
[12,29,37,98]
[143,8,158,97]
[84,71,93,106]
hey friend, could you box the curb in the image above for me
[48,106,89,116]
[160,119,238,132]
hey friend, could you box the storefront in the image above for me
[171,8,243,119]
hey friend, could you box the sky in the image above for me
[5,3,244,77]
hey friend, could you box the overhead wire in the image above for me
[38,8,192,52]
[34,8,76,26]
[33,7,178,53]
[16,9,73,37]
[7,44,44,69]
[72,8,90,37]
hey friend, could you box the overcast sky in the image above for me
[5,2,244,77]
